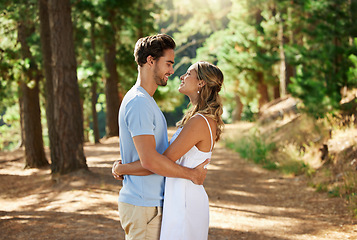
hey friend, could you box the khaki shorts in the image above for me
[118,201,163,240]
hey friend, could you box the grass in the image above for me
[225,133,278,170]
[223,96,357,216]
[226,135,314,177]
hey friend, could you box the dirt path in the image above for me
[0,131,356,239]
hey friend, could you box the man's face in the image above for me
[153,49,175,87]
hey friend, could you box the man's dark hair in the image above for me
[134,34,176,67]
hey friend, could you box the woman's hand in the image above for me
[112,160,124,180]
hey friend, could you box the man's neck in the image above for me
[137,68,157,97]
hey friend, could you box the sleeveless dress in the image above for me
[160,113,213,240]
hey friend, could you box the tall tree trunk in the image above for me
[89,18,100,143]
[278,13,287,97]
[39,0,58,165]
[257,72,269,109]
[18,86,24,149]
[273,85,280,99]
[232,94,243,122]
[91,82,100,143]
[286,6,295,88]
[17,22,48,168]
[136,0,144,38]
[104,42,120,137]
[48,0,87,174]
[350,0,357,44]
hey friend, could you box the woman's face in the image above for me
[178,65,200,96]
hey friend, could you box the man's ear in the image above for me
[146,55,154,66]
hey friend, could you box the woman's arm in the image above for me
[112,115,212,181]
[163,115,213,161]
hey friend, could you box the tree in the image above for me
[17,20,48,168]
[0,0,48,167]
[287,0,356,118]
[196,0,280,121]
[72,0,103,143]
[39,0,59,163]
[48,0,87,174]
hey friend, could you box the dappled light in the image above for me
[1,127,357,239]
[1,0,357,239]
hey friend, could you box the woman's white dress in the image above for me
[160,113,213,240]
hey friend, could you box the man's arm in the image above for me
[133,135,208,185]
[113,160,152,177]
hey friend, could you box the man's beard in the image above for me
[153,67,168,87]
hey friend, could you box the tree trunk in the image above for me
[18,86,24,149]
[89,18,100,143]
[17,22,48,168]
[278,13,287,97]
[91,82,100,143]
[286,6,295,89]
[136,0,144,38]
[232,94,243,122]
[350,0,357,44]
[273,85,280,99]
[257,72,269,109]
[39,0,58,165]
[104,42,120,137]
[48,0,87,174]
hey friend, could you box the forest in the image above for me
[1,0,357,238]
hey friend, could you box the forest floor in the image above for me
[1,126,357,240]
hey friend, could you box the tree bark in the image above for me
[17,22,48,168]
[232,94,243,122]
[89,18,100,143]
[39,0,58,165]
[350,0,357,44]
[257,72,269,109]
[286,6,295,87]
[104,42,120,137]
[273,85,280,99]
[18,88,24,149]
[48,0,87,174]
[278,13,287,97]
[91,82,100,143]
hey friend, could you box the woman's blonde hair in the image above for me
[177,61,224,141]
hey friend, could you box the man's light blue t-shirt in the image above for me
[118,84,168,207]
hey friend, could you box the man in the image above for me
[114,34,208,240]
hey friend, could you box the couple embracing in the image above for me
[112,34,224,240]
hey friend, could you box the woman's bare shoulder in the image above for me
[184,114,208,129]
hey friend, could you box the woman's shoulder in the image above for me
[186,114,206,124]
[185,114,215,130]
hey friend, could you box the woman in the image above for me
[113,61,224,240]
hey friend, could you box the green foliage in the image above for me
[193,0,357,121]
[286,0,356,118]
[195,0,280,122]
[348,39,357,87]
[226,130,277,169]
[328,186,341,198]
[0,104,21,151]
[0,0,38,114]
[1,0,357,147]
[315,183,329,193]
[154,76,184,112]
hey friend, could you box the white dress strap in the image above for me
[196,113,214,151]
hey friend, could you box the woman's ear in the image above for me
[199,80,206,87]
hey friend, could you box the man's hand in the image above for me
[112,160,124,180]
[191,158,210,185]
